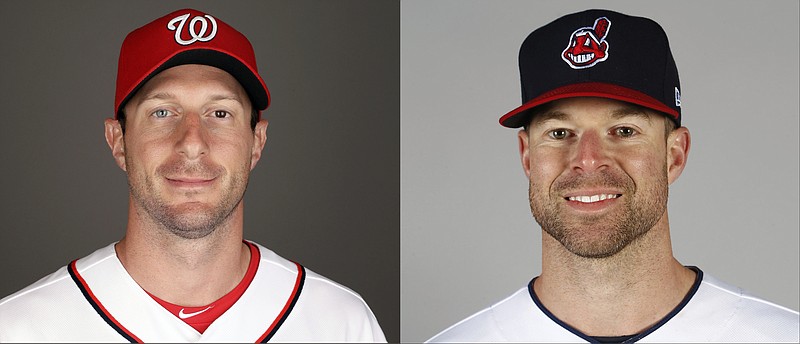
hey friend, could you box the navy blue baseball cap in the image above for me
[500,9,682,128]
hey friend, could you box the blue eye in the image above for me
[152,109,170,118]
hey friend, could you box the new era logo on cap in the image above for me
[500,9,682,128]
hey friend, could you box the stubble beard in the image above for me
[128,159,250,240]
[529,167,668,259]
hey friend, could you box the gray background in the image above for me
[0,1,399,342]
[401,0,799,342]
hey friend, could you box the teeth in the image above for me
[570,53,595,64]
[568,194,619,203]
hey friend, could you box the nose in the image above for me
[175,113,209,160]
[570,130,609,173]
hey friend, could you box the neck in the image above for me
[115,199,250,306]
[535,213,696,336]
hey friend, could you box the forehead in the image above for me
[528,97,662,127]
[130,64,249,106]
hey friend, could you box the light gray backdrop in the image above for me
[401,0,799,342]
[0,1,399,342]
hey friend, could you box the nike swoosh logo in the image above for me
[178,306,213,319]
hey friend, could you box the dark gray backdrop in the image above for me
[0,1,399,342]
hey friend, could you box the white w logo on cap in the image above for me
[167,13,217,45]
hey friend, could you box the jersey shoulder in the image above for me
[251,242,387,342]
[253,242,375,313]
[693,273,799,342]
[427,286,573,343]
[0,244,120,342]
[425,295,512,343]
[0,243,116,311]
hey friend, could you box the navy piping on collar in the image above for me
[258,261,306,343]
[68,241,305,343]
[527,266,704,344]
[68,260,141,343]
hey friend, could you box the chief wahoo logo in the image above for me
[562,17,611,69]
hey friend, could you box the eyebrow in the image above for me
[138,92,176,104]
[531,110,569,126]
[136,92,244,105]
[610,106,653,124]
[207,94,244,103]
[531,105,654,127]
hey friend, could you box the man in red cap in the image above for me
[428,9,798,343]
[0,9,385,342]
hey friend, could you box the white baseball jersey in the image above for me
[428,267,799,343]
[0,241,386,342]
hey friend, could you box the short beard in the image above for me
[529,167,668,258]
[128,159,249,240]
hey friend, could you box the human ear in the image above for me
[518,129,532,179]
[250,119,269,170]
[666,126,691,184]
[104,118,126,171]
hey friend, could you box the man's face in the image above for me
[518,97,685,258]
[110,64,266,239]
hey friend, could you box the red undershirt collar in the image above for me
[146,241,261,333]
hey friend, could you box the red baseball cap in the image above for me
[115,8,270,119]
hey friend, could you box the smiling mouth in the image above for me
[168,178,213,182]
[165,177,216,187]
[566,194,621,203]
[567,52,596,64]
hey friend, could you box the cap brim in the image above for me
[499,82,679,128]
[116,49,270,118]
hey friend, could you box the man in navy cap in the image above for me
[428,9,798,343]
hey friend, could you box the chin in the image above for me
[563,241,628,259]
[155,203,231,239]
[161,214,220,239]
